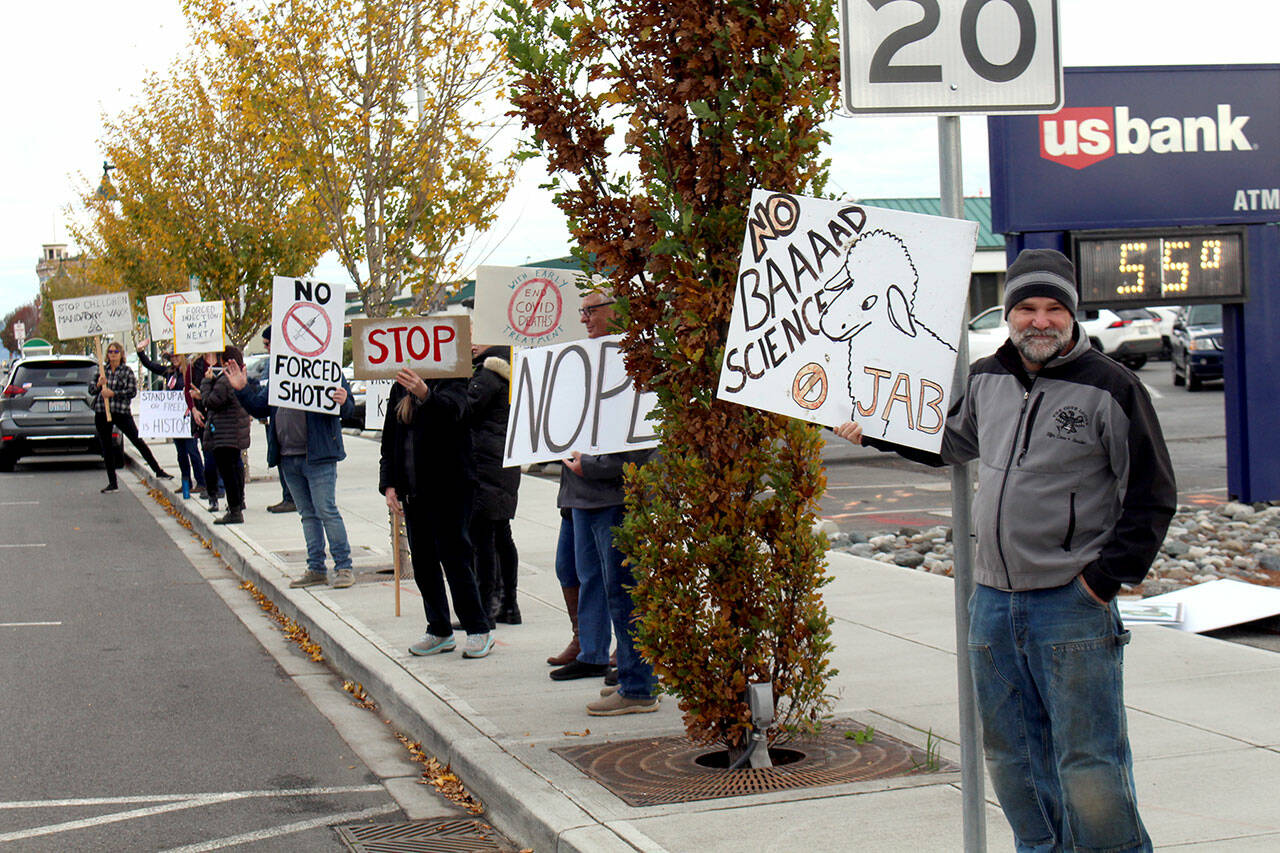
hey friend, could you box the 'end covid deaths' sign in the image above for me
[268,276,346,414]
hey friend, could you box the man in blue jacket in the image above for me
[224,358,357,589]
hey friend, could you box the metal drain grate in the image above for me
[552,718,956,806]
[274,545,382,563]
[335,818,519,852]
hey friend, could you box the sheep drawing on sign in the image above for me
[819,230,957,435]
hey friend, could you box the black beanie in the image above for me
[1003,249,1078,317]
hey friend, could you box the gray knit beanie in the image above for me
[1003,249,1078,317]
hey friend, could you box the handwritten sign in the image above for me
[146,290,200,340]
[268,276,346,414]
[503,334,658,466]
[52,292,133,340]
[138,390,192,438]
[473,265,590,347]
[716,190,977,453]
[172,301,226,354]
[349,315,471,380]
[364,379,393,431]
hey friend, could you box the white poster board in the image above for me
[349,315,471,380]
[146,290,200,341]
[716,191,978,453]
[364,379,393,431]
[172,301,227,354]
[503,335,659,466]
[267,276,346,414]
[52,292,134,340]
[138,390,192,438]
[473,265,590,347]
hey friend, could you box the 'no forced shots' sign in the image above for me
[349,315,471,380]
[472,265,589,347]
[268,276,346,414]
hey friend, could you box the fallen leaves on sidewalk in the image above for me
[563,729,591,737]
[342,680,377,710]
[240,580,325,662]
[395,732,485,815]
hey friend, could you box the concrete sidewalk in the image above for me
[129,435,1280,851]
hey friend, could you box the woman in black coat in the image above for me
[199,345,251,525]
[467,345,522,625]
[380,367,493,659]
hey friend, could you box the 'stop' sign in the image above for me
[989,65,1280,232]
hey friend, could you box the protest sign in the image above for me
[503,334,659,467]
[52,292,133,340]
[473,265,590,347]
[268,276,346,414]
[364,379,393,431]
[138,390,191,438]
[146,290,200,341]
[172,301,226,354]
[716,190,977,453]
[349,315,471,380]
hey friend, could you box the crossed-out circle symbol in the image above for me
[282,302,332,357]
[507,278,563,339]
[791,362,828,410]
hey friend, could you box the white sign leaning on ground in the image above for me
[268,276,346,415]
[349,315,471,380]
[172,301,226,354]
[363,379,393,431]
[715,190,977,454]
[473,265,590,347]
[138,390,191,438]
[503,334,659,467]
[146,290,200,341]
[52,292,134,340]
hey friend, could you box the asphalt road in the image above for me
[0,459,417,851]
[817,356,1229,536]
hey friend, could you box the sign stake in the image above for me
[391,510,403,618]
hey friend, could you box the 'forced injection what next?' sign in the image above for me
[268,276,346,414]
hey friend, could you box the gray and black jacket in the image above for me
[868,329,1176,600]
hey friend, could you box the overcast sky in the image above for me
[1,0,1272,321]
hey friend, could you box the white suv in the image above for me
[966,305,1162,370]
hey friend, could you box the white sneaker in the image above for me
[462,633,494,659]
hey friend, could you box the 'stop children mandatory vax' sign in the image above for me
[52,292,134,340]
[472,265,590,347]
[715,190,977,454]
[268,276,346,415]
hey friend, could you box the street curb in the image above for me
[125,455,652,853]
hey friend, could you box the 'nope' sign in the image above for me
[349,315,471,380]
[268,276,346,414]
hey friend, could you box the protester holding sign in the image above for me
[379,367,493,659]
[136,339,205,497]
[91,341,173,493]
[199,346,252,524]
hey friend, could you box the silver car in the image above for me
[0,355,101,471]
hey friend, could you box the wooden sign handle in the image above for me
[391,509,403,618]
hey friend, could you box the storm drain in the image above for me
[335,818,520,852]
[273,545,383,564]
[552,718,956,807]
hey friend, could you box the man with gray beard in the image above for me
[836,248,1174,852]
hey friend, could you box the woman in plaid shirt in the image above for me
[91,341,172,493]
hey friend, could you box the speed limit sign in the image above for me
[839,0,1062,114]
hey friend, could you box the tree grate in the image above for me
[552,718,956,806]
[335,818,520,852]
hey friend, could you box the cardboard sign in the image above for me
[267,276,346,414]
[473,265,590,346]
[172,301,226,354]
[715,190,977,453]
[364,379,393,431]
[146,290,200,340]
[349,315,471,380]
[52,292,134,340]
[503,334,659,466]
[138,390,192,438]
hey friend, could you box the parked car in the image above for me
[0,355,101,471]
[1170,303,1224,391]
[1146,306,1181,359]
[965,305,1007,362]
[1079,307,1162,369]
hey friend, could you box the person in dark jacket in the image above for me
[91,340,172,493]
[836,249,1174,852]
[189,352,230,507]
[136,339,205,495]
[199,345,252,525]
[467,345,522,626]
[380,366,493,659]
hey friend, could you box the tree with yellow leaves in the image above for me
[185,0,515,317]
[70,57,329,347]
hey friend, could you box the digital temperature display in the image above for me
[1073,229,1247,308]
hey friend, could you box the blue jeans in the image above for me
[555,514,578,588]
[566,512,609,665]
[968,581,1151,853]
[573,506,656,700]
[278,455,351,574]
[174,437,204,487]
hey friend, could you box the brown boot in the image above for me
[546,586,581,665]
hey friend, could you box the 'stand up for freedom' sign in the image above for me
[138,390,192,438]
[715,190,977,453]
[503,335,658,467]
[52,292,134,340]
[268,276,346,414]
